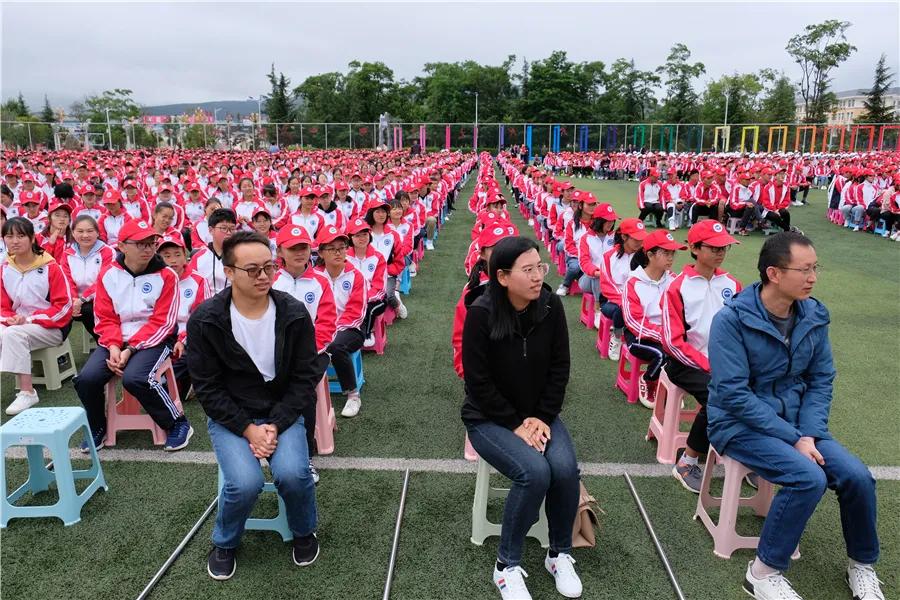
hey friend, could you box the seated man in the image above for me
[708,232,882,600]
[187,231,323,581]
[74,219,193,452]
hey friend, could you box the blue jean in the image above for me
[600,301,624,333]
[562,256,582,287]
[209,416,318,549]
[578,274,602,303]
[466,418,580,567]
[721,432,879,571]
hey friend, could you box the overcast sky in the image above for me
[2,1,898,112]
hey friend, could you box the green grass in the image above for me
[1,173,898,599]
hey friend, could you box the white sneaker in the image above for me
[6,390,39,415]
[608,335,622,361]
[847,563,885,600]
[493,565,532,600]
[409,263,417,276]
[425,239,435,250]
[341,394,361,417]
[638,376,655,409]
[668,218,677,231]
[852,226,860,232]
[555,285,568,296]
[545,552,583,598]
[743,561,803,599]
[363,334,376,348]
[396,297,408,319]
[527,219,535,227]
[593,311,601,329]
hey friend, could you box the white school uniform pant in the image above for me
[0,324,64,375]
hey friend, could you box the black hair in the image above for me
[364,204,388,227]
[73,214,100,234]
[467,258,488,290]
[590,217,613,234]
[53,182,75,200]
[757,231,815,284]
[1,217,44,255]
[613,230,627,258]
[486,236,542,341]
[1,184,13,200]
[204,197,222,209]
[630,248,650,271]
[221,230,271,267]
[208,208,237,228]
[394,190,410,204]
[153,201,174,216]
[262,184,277,196]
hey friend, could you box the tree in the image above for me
[292,72,346,122]
[857,53,896,123]
[39,95,56,148]
[602,58,660,122]
[655,44,705,123]
[80,89,143,148]
[516,51,605,122]
[758,70,799,123]
[344,61,396,123]
[699,73,764,124]
[786,20,856,123]
[266,63,293,144]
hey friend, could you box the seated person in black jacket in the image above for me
[187,231,325,581]
[461,236,583,600]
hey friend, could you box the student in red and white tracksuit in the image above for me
[598,218,648,360]
[74,219,193,452]
[346,218,387,348]
[98,190,131,245]
[661,220,742,492]
[760,171,793,232]
[556,193,598,295]
[36,200,74,262]
[620,230,685,408]
[637,169,664,227]
[691,171,720,224]
[190,208,237,294]
[1,217,73,415]
[727,172,757,235]
[290,186,326,239]
[314,226,366,417]
[156,232,210,406]
[366,199,407,318]
[576,203,619,314]
[61,215,115,342]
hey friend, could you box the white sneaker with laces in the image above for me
[555,285,568,297]
[527,219,535,227]
[743,561,803,600]
[6,390,39,415]
[545,552,583,598]
[396,296,408,319]
[363,334,376,348]
[668,217,677,231]
[493,565,532,600]
[847,562,885,600]
[341,395,361,418]
[638,376,655,409]
[425,239,435,250]
[608,335,622,361]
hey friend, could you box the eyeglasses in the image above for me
[321,245,348,254]
[214,226,237,234]
[230,262,277,279]
[700,244,730,254]
[780,264,822,276]
[506,263,550,279]
[123,240,157,251]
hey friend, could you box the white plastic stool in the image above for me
[30,339,77,391]
[471,457,549,548]
[726,217,741,234]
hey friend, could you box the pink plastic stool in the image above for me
[364,313,387,355]
[463,433,478,461]
[556,252,566,277]
[383,305,397,327]
[314,376,336,455]
[694,446,801,560]
[595,314,612,359]
[615,345,648,404]
[568,278,582,296]
[104,358,183,446]
[645,370,699,464]
[579,293,596,329]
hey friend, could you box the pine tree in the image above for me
[857,54,896,123]
[16,92,30,116]
[40,95,56,149]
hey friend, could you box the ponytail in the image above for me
[614,231,626,258]
[467,258,487,289]
[630,248,649,271]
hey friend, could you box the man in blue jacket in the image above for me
[708,232,882,600]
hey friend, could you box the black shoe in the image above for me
[207,546,236,580]
[309,461,320,486]
[80,427,106,454]
[292,533,319,567]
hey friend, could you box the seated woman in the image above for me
[36,200,74,262]
[1,217,73,415]
[60,215,115,343]
[366,199,407,319]
[576,201,618,328]
[555,192,596,297]
[598,218,647,360]
[621,229,685,408]
[462,236,582,600]
[346,217,387,349]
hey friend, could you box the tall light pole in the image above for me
[248,96,263,148]
[105,107,113,150]
[722,87,730,152]
[474,92,479,150]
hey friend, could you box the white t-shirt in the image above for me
[230,298,277,382]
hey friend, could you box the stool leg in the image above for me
[47,438,82,526]
[711,461,746,559]
[471,460,492,545]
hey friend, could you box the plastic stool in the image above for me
[217,463,292,541]
[80,324,97,354]
[726,218,741,234]
[874,219,888,236]
[645,370,699,464]
[314,376,336,455]
[464,433,477,462]
[399,266,412,295]
[364,313,387,355]
[556,252,566,277]
[1,407,108,526]
[616,345,649,404]
[596,314,613,359]
[30,339,77,391]
[694,446,800,560]
[579,293,596,329]
[383,305,397,327]
[104,358,182,447]
[327,350,365,394]
[471,457,549,547]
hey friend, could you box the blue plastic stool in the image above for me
[327,350,365,394]
[399,266,411,295]
[217,463,292,541]
[1,407,108,527]
[873,219,888,236]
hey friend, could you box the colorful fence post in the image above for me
[579,125,589,151]
[499,124,505,150]
[849,125,875,152]
[739,126,760,153]
[878,125,900,151]
[525,125,533,160]
[444,124,450,150]
[821,126,845,152]
[552,125,560,153]
[606,125,618,151]
[794,126,816,152]
[419,125,426,149]
[473,125,478,150]
[767,126,788,153]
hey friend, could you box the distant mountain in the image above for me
[141,100,262,119]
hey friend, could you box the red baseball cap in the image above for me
[276,225,314,248]
[334,181,349,191]
[47,200,73,215]
[313,185,332,197]
[21,172,36,183]
[592,203,618,220]
[19,190,41,205]
[157,232,186,250]
[687,220,739,247]
[477,223,518,249]
[643,229,687,251]
[102,190,122,204]
[346,217,371,235]
[118,220,158,242]
[123,180,138,189]
[648,168,660,177]
[618,218,649,240]
[316,225,349,247]
[251,206,272,220]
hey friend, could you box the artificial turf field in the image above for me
[1,167,898,600]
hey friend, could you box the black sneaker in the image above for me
[292,533,319,567]
[164,418,194,451]
[80,427,106,454]
[207,546,236,580]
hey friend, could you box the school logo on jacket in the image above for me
[722,287,734,300]
[341,280,352,291]
[305,291,316,304]
[95,257,101,264]
[383,238,391,247]
[184,288,193,299]
[367,263,375,272]
[37,267,44,274]
[142,282,153,294]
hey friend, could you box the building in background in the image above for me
[795,87,900,124]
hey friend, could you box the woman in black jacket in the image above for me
[461,236,582,600]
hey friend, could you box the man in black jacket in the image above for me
[187,231,325,581]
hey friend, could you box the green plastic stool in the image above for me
[30,339,78,391]
[470,457,549,547]
[1,407,108,527]
[217,463,292,541]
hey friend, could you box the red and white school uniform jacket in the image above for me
[318,205,346,234]
[451,276,489,379]
[189,244,230,295]
[692,183,720,207]
[174,266,210,344]
[261,197,289,230]
[23,212,48,235]
[554,204,575,240]
[182,199,207,226]
[660,265,742,373]
[621,267,676,343]
[210,189,236,209]
[233,199,263,230]
[760,182,790,214]
[660,181,688,208]
[72,203,106,222]
[272,266,338,353]
[289,210,325,239]
[637,179,662,209]
[190,221,213,250]
[348,189,367,214]
[98,211,131,245]
[598,245,635,306]
[60,241,115,301]
[387,221,414,259]
[371,228,406,277]
[563,219,590,258]
[335,199,357,222]
[284,193,303,216]
[122,197,151,221]
[728,183,754,210]
[35,233,68,263]
[1,253,72,330]
[314,263,366,332]
[348,245,387,302]
[578,229,615,278]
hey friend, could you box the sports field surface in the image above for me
[2,170,898,600]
